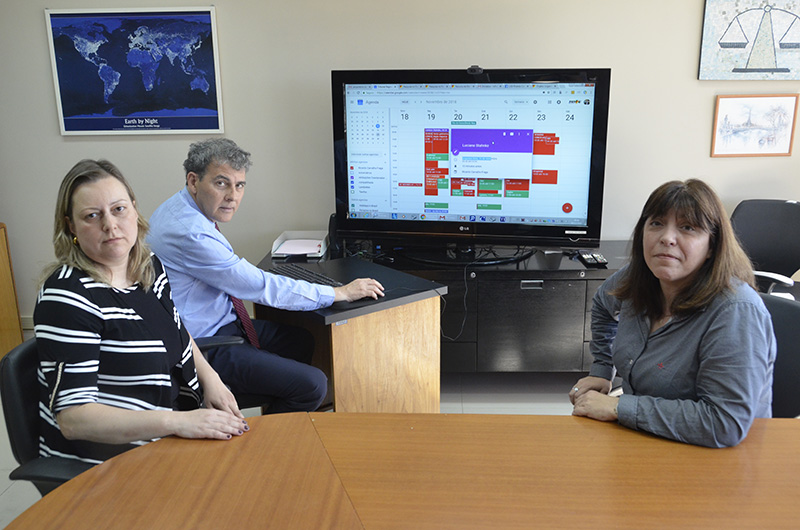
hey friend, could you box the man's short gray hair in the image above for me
[183,138,252,180]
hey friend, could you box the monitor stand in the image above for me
[397,243,535,268]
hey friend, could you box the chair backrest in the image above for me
[759,293,800,418]
[0,338,41,466]
[730,199,800,278]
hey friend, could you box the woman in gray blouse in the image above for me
[569,179,775,447]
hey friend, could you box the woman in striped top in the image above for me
[35,159,248,464]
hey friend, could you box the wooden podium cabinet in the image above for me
[255,256,446,413]
[387,241,628,373]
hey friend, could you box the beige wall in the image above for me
[2,0,800,321]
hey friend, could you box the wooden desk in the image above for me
[8,413,363,529]
[255,257,446,413]
[312,414,800,529]
[10,414,800,529]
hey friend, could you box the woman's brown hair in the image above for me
[44,159,154,289]
[613,179,754,319]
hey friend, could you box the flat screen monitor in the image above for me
[331,67,611,262]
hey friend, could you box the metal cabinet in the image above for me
[397,241,626,373]
[477,277,586,371]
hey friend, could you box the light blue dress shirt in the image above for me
[147,188,335,338]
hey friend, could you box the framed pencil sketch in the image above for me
[45,7,224,135]
[699,1,800,80]
[711,94,798,157]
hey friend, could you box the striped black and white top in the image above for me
[34,255,201,464]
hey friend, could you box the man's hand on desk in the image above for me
[334,278,385,302]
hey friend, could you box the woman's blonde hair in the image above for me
[46,159,154,289]
[614,179,754,319]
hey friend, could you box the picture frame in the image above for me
[45,7,224,135]
[711,94,799,157]
[699,1,800,81]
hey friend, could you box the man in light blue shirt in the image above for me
[148,138,384,413]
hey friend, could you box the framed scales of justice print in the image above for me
[699,1,800,81]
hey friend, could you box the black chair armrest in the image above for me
[191,336,273,413]
[754,271,794,295]
[10,458,94,486]
[194,336,245,350]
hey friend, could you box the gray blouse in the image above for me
[589,268,775,447]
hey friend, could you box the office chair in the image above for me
[0,337,272,496]
[730,199,800,298]
[759,293,800,418]
[0,339,94,496]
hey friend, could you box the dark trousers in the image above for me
[206,319,327,414]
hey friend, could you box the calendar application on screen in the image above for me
[344,82,597,226]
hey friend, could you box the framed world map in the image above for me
[45,7,224,135]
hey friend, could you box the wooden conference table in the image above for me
[9,413,799,529]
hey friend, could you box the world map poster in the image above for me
[45,8,223,135]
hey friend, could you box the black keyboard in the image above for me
[267,262,343,287]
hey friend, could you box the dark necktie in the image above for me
[215,223,260,348]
